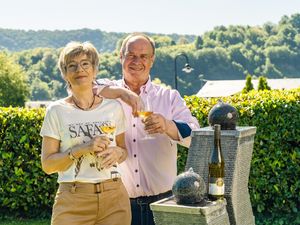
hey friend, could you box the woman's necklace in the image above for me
[72,94,96,111]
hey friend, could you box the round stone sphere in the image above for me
[172,168,206,204]
[208,100,238,130]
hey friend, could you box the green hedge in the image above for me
[180,88,300,225]
[0,107,56,218]
[0,88,299,224]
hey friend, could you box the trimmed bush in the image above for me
[180,88,300,224]
[0,88,299,225]
[0,107,56,218]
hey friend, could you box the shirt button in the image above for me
[133,124,136,127]
[136,184,140,187]
[134,154,137,157]
[133,139,136,142]
[135,169,138,173]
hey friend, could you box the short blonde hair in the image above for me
[58,41,99,77]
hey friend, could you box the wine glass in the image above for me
[99,120,117,168]
[137,96,155,140]
[100,120,116,142]
[91,120,116,171]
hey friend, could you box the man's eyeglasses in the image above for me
[66,60,92,73]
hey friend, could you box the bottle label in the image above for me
[209,177,224,195]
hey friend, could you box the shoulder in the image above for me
[150,82,181,98]
[101,99,125,119]
[45,98,69,113]
[96,78,122,86]
[102,99,122,108]
[46,99,61,110]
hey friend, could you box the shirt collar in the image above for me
[121,76,153,95]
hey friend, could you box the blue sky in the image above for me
[1,0,300,35]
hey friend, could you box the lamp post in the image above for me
[199,74,207,88]
[199,74,204,88]
[174,53,194,90]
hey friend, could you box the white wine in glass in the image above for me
[137,111,153,119]
[100,121,116,141]
[100,120,117,168]
[92,121,116,170]
[138,96,155,140]
[101,125,116,135]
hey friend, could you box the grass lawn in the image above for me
[0,219,50,225]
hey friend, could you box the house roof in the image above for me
[196,78,300,97]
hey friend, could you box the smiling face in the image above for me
[58,41,99,92]
[64,54,96,90]
[121,36,155,87]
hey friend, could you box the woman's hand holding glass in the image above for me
[87,135,110,169]
[96,146,123,169]
[87,135,110,154]
[95,119,118,169]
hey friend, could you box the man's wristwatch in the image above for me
[68,149,77,161]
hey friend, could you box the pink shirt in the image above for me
[98,78,200,197]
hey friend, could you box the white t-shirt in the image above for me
[40,98,126,183]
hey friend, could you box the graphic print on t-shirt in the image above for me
[68,120,113,177]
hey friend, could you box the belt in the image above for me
[130,190,172,205]
[59,178,121,194]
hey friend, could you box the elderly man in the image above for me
[97,33,200,225]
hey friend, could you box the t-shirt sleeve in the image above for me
[40,106,61,140]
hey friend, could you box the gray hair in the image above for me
[120,33,156,56]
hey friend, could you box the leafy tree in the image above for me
[242,74,254,93]
[13,48,67,100]
[289,13,300,32]
[177,36,189,45]
[0,28,195,53]
[262,58,283,78]
[263,22,277,35]
[228,44,248,67]
[31,78,51,100]
[3,13,300,99]
[152,35,175,48]
[194,36,203,49]
[257,76,271,91]
[246,27,267,46]
[0,52,29,106]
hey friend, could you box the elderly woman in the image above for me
[40,41,132,225]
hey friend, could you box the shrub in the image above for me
[242,74,254,93]
[0,107,56,218]
[180,88,300,225]
[257,76,271,90]
[0,88,299,225]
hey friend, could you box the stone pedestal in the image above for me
[186,126,256,225]
[150,197,230,225]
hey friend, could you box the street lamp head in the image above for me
[182,63,194,73]
[174,52,194,90]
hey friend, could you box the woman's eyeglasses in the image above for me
[66,60,92,73]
